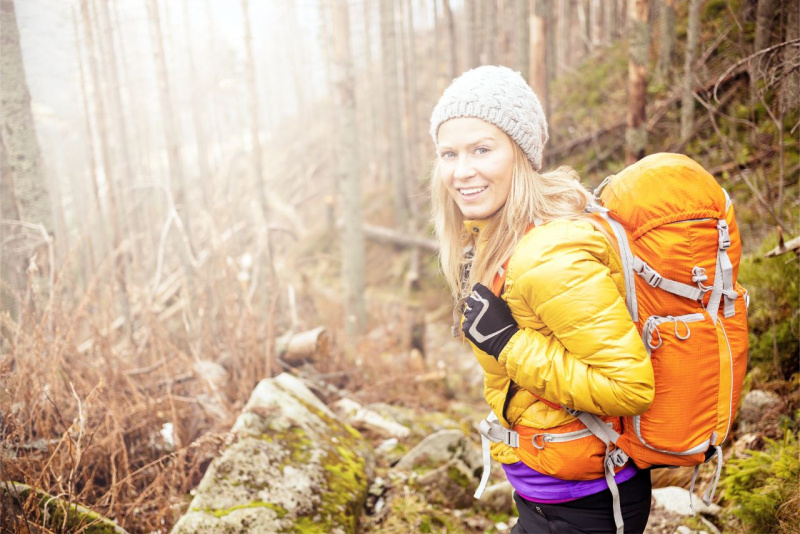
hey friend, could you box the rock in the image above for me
[0,482,128,533]
[738,390,782,433]
[414,458,477,509]
[395,429,480,475]
[651,486,722,517]
[376,438,399,453]
[193,359,228,390]
[332,398,411,439]
[475,481,515,513]
[171,373,374,534]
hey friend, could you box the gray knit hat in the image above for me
[430,65,549,171]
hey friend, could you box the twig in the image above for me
[713,38,800,102]
[125,353,176,376]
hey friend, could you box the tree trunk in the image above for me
[146,0,189,211]
[482,0,497,64]
[441,0,458,78]
[680,0,699,142]
[181,0,212,211]
[530,1,549,120]
[465,0,479,69]
[0,132,22,318]
[657,0,676,83]
[513,0,530,79]
[381,0,409,226]
[784,0,800,110]
[558,0,570,76]
[754,0,778,53]
[331,0,367,335]
[0,0,53,235]
[625,0,649,165]
[240,0,269,221]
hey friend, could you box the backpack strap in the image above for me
[566,409,628,534]
[706,219,738,322]
[474,411,520,499]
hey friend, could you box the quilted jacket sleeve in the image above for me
[498,222,654,417]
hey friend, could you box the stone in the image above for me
[394,429,480,476]
[414,458,477,509]
[171,373,374,534]
[651,486,722,517]
[738,390,782,433]
[332,398,411,439]
[0,482,128,533]
[475,481,515,513]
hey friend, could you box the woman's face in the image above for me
[437,118,515,221]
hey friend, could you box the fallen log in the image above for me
[364,224,438,252]
[276,326,331,365]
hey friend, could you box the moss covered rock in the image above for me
[0,482,127,533]
[171,373,374,534]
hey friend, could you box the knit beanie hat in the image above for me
[430,65,549,171]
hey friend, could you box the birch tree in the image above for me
[625,0,649,165]
[331,0,367,335]
[0,0,53,235]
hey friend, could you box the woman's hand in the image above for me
[462,283,519,359]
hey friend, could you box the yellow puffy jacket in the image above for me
[466,218,654,470]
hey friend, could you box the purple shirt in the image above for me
[503,461,638,504]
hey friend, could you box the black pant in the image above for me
[511,468,652,534]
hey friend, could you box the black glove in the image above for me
[462,283,519,359]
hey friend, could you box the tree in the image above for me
[657,0,676,83]
[0,0,53,235]
[625,0,649,165]
[680,0,700,142]
[754,0,778,53]
[331,0,366,335]
[441,0,458,78]
[381,0,409,226]
[530,1,550,119]
[240,0,269,222]
[513,0,530,79]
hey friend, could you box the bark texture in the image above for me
[680,0,700,141]
[0,0,53,233]
[626,0,650,165]
[333,0,367,335]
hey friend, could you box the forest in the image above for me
[0,0,798,532]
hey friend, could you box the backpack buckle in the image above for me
[717,220,731,250]
[640,264,663,287]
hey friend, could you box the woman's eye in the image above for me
[440,151,455,159]
[475,147,489,154]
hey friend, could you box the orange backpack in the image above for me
[578,153,749,530]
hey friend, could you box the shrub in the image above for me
[721,431,800,533]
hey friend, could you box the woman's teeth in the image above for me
[460,186,486,195]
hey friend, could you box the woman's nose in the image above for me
[453,156,475,180]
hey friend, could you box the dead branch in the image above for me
[363,224,438,252]
[713,38,800,102]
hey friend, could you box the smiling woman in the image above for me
[429,66,654,534]
[436,119,516,221]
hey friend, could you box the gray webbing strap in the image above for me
[707,220,738,322]
[599,213,638,322]
[688,464,701,515]
[703,446,724,506]
[475,412,520,499]
[631,257,704,301]
[570,411,627,534]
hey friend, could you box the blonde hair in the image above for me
[431,139,593,302]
